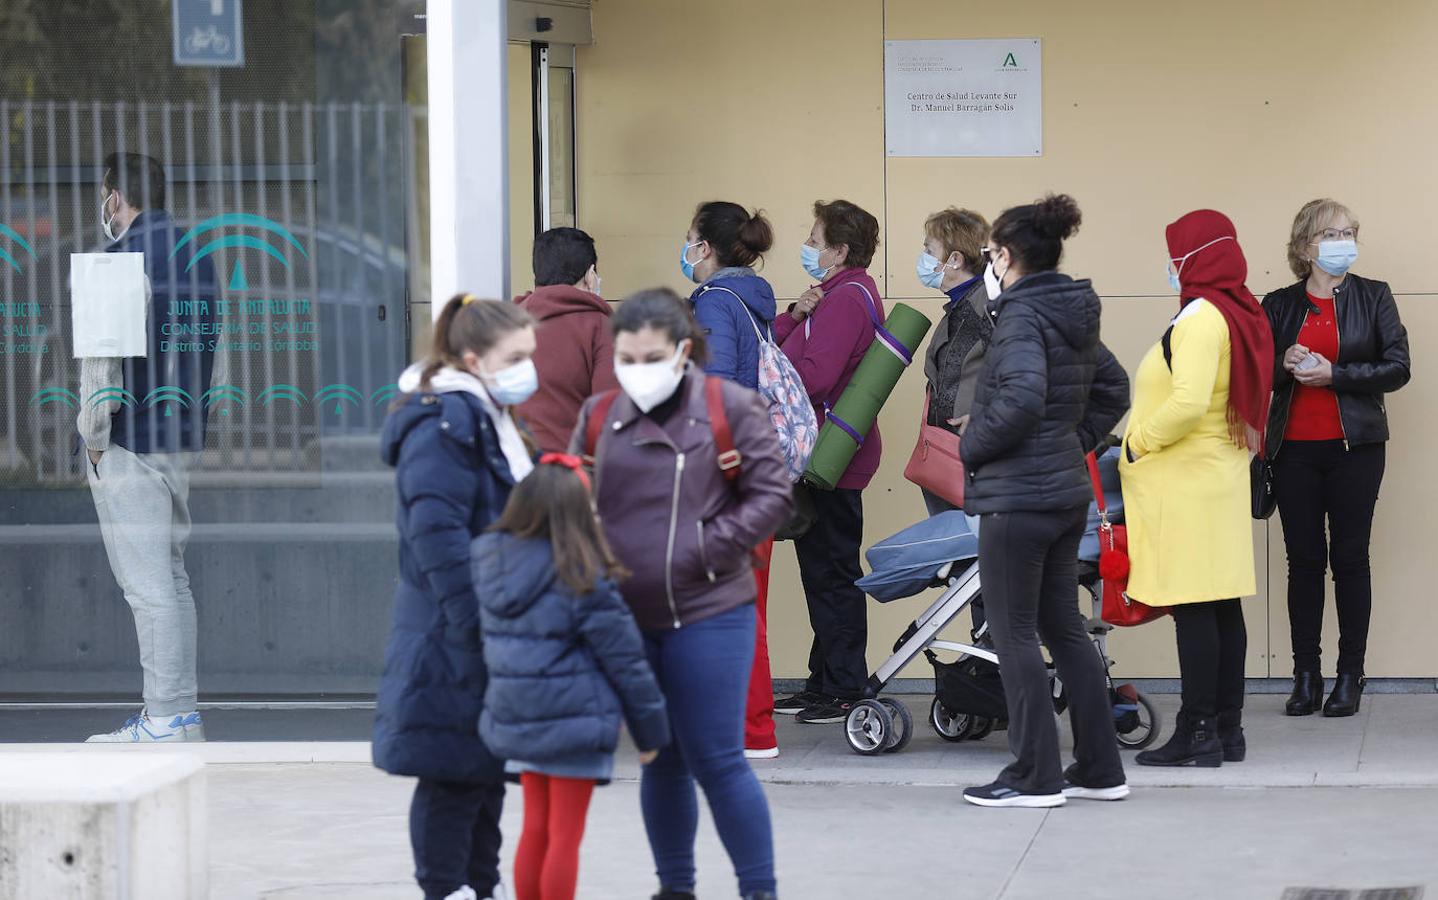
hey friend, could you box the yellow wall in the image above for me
[574,0,1438,677]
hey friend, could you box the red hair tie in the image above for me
[538,452,591,491]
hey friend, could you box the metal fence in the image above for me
[0,98,418,485]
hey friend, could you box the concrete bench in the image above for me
[0,753,206,899]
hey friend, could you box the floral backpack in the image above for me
[701,286,818,482]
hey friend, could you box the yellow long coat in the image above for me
[1119,300,1256,606]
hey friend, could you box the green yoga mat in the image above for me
[803,302,933,490]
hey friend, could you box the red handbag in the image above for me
[1086,451,1167,627]
[904,390,965,508]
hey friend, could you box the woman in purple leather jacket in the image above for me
[571,289,792,900]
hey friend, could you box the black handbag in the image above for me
[775,481,817,541]
[1251,455,1277,520]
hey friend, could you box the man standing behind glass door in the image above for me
[80,153,218,742]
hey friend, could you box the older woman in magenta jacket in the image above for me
[770,198,885,726]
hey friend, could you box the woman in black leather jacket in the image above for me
[1262,199,1410,718]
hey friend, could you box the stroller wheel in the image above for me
[969,716,996,741]
[929,698,975,742]
[845,700,894,756]
[1115,687,1162,750]
[879,698,913,753]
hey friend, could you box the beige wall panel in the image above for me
[580,0,1437,677]
[509,43,536,297]
[576,0,886,303]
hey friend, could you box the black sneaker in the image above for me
[651,891,696,900]
[794,697,854,724]
[1060,764,1130,801]
[962,781,1065,808]
[773,690,825,716]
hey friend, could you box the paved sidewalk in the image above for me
[6,694,1438,898]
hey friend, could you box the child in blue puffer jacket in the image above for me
[473,454,670,900]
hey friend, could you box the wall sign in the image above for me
[884,39,1042,158]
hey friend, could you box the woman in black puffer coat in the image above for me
[958,194,1131,809]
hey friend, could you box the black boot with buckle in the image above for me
[1284,671,1324,716]
[1136,711,1223,768]
[1216,710,1246,762]
[1323,673,1365,717]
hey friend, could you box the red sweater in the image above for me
[1285,293,1344,442]
[514,285,618,453]
[773,267,884,490]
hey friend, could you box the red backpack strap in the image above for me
[1085,452,1108,520]
[582,389,622,466]
[704,377,742,481]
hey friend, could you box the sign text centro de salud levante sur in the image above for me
[885,39,1043,158]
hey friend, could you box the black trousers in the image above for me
[796,487,869,699]
[1273,440,1386,676]
[410,777,506,900]
[1171,600,1247,720]
[979,507,1125,795]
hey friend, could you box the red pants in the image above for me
[745,537,776,750]
[514,772,595,900]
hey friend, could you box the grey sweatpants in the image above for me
[87,445,198,716]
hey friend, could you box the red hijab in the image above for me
[1165,210,1274,452]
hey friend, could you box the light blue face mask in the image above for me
[1315,239,1358,277]
[917,251,945,290]
[800,244,831,281]
[1167,265,1181,293]
[481,358,539,407]
[680,240,702,282]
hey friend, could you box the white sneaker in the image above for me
[443,888,477,900]
[85,711,206,743]
[744,746,780,760]
[1062,782,1130,802]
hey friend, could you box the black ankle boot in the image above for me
[1135,713,1223,768]
[1285,671,1324,716]
[1216,710,1245,762]
[1323,673,1365,717]
[744,893,778,900]
[652,891,696,900]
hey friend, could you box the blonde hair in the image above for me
[1287,199,1360,279]
[924,207,991,273]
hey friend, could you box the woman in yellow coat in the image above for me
[1122,210,1273,768]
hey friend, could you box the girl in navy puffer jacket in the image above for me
[475,455,670,900]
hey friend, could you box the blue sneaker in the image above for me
[85,710,206,743]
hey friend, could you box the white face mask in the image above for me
[615,341,688,413]
[100,192,121,242]
[983,257,1006,301]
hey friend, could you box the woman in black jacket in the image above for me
[959,194,1131,808]
[1263,199,1410,718]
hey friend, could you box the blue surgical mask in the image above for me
[800,244,832,281]
[1167,265,1181,293]
[1315,239,1358,277]
[917,251,945,290]
[481,358,539,406]
[680,241,702,282]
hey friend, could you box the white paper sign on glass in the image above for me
[71,252,148,358]
[884,39,1043,158]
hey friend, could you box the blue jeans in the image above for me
[641,603,775,896]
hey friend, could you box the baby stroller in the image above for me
[841,446,1162,756]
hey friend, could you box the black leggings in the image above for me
[1273,440,1385,676]
[1171,600,1247,720]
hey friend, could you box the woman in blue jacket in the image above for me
[681,201,784,759]
[475,455,670,900]
[375,293,539,900]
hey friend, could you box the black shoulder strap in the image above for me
[1161,325,1174,372]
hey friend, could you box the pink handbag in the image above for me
[904,390,965,508]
